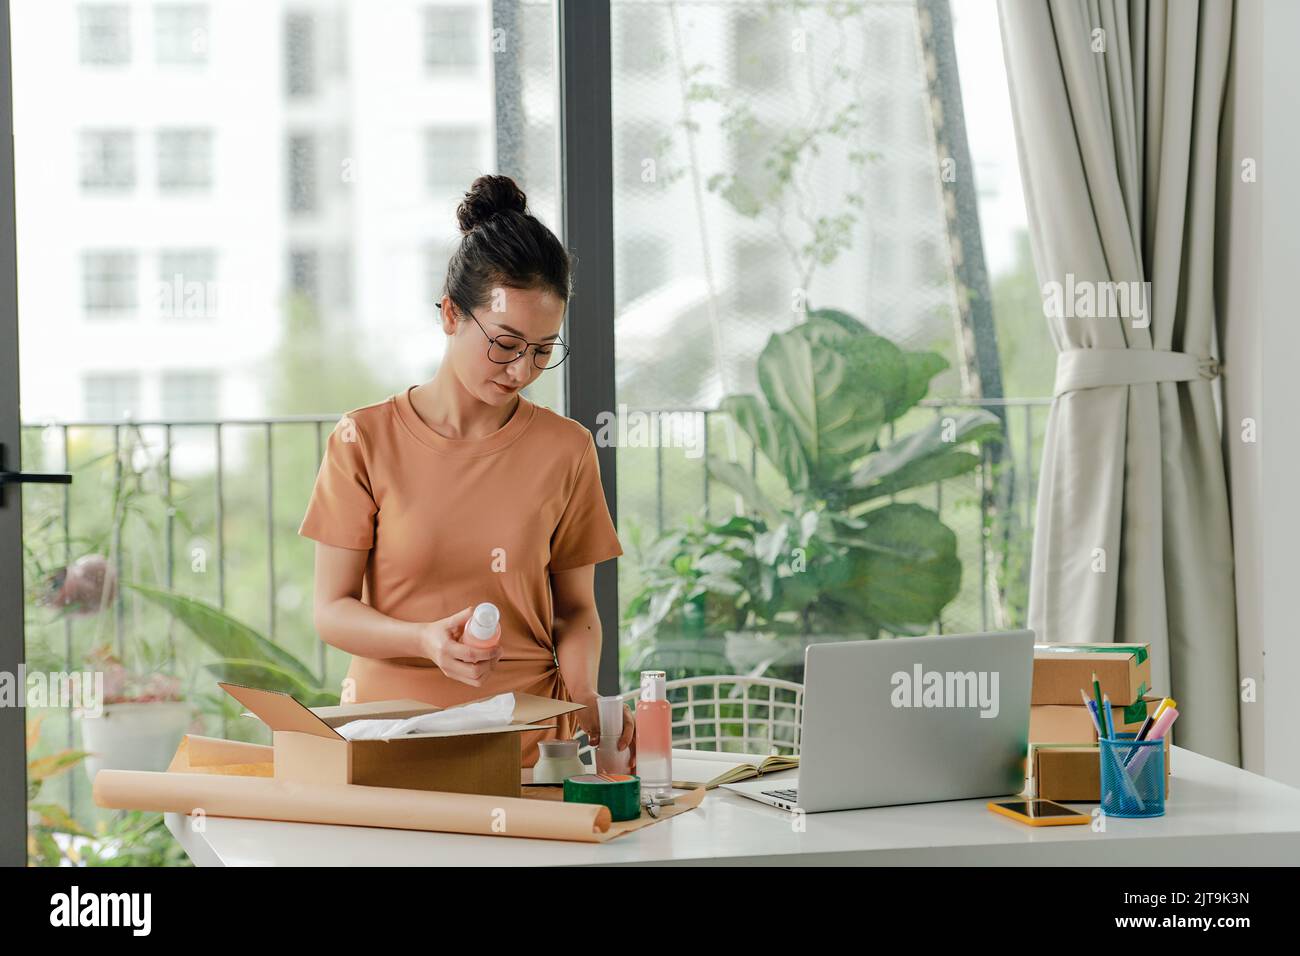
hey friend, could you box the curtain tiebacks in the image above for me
[1053,349,1220,398]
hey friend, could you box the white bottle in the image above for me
[464,602,501,648]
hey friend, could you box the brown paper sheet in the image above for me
[99,735,706,844]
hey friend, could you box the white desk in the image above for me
[164,746,1300,866]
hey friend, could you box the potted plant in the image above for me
[77,642,192,780]
[625,310,1002,678]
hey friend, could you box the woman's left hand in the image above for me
[577,696,636,767]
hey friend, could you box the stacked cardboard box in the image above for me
[1028,643,1170,801]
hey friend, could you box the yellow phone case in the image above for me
[987,800,1091,826]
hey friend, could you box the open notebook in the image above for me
[670,748,799,789]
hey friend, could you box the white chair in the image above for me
[620,675,804,756]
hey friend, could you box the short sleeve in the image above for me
[297,416,378,550]
[548,435,623,573]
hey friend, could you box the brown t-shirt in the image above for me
[297,386,623,766]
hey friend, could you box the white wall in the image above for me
[1223,0,1300,787]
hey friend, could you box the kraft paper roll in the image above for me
[94,769,612,843]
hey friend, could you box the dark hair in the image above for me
[443,175,572,316]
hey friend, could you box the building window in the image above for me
[423,6,478,71]
[161,370,219,420]
[732,12,787,90]
[157,129,213,190]
[83,372,141,420]
[618,5,666,74]
[425,127,482,196]
[155,4,209,65]
[288,133,318,215]
[158,249,217,318]
[79,130,135,191]
[82,251,137,314]
[285,11,316,97]
[79,4,131,65]
[289,247,319,303]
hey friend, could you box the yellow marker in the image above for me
[1152,697,1176,721]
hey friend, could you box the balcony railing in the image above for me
[19,398,1050,823]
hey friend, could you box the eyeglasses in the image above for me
[444,298,570,371]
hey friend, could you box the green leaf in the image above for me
[125,583,320,688]
[849,409,1002,496]
[756,327,885,486]
[706,458,782,525]
[719,394,810,493]
[201,659,337,707]
[827,504,962,631]
[846,451,983,505]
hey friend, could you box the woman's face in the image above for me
[441,285,566,407]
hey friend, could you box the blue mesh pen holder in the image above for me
[1099,733,1165,818]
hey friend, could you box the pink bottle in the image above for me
[635,671,672,797]
[462,602,501,649]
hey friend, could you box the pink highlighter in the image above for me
[462,602,501,649]
[1125,707,1178,775]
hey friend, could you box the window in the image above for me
[612,0,980,687]
[158,249,216,318]
[732,11,788,89]
[82,251,137,314]
[79,130,135,191]
[288,247,319,303]
[423,6,479,70]
[79,4,130,65]
[285,11,316,97]
[157,129,213,190]
[287,133,318,214]
[161,370,219,420]
[83,372,141,420]
[618,6,667,75]
[425,127,482,196]
[155,4,208,65]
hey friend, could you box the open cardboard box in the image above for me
[219,682,584,799]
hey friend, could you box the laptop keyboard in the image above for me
[761,788,799,801]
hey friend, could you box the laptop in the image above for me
[722,630,1034,813]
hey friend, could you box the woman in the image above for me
[298,174,634,768]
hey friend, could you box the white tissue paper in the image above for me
[334,692,516,741]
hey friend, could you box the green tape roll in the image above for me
[563,773,642,822]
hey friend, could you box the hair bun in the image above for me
[456,175,529,234]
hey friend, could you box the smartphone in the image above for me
[987,799,1091,826]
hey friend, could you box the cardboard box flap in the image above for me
[511,693,586,724]
[219,682,343,740]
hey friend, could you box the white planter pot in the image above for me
[78,701,192,781]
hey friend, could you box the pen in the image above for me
[1080,688,1104,736]
[1102,694,1115,739]
[1124,714,1156,765]
[1092,673,1105,737]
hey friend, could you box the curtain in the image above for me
[998,0,1239,762]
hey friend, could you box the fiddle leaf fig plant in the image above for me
[626,309,1001,641]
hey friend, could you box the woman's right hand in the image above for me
[418,606,503,687]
